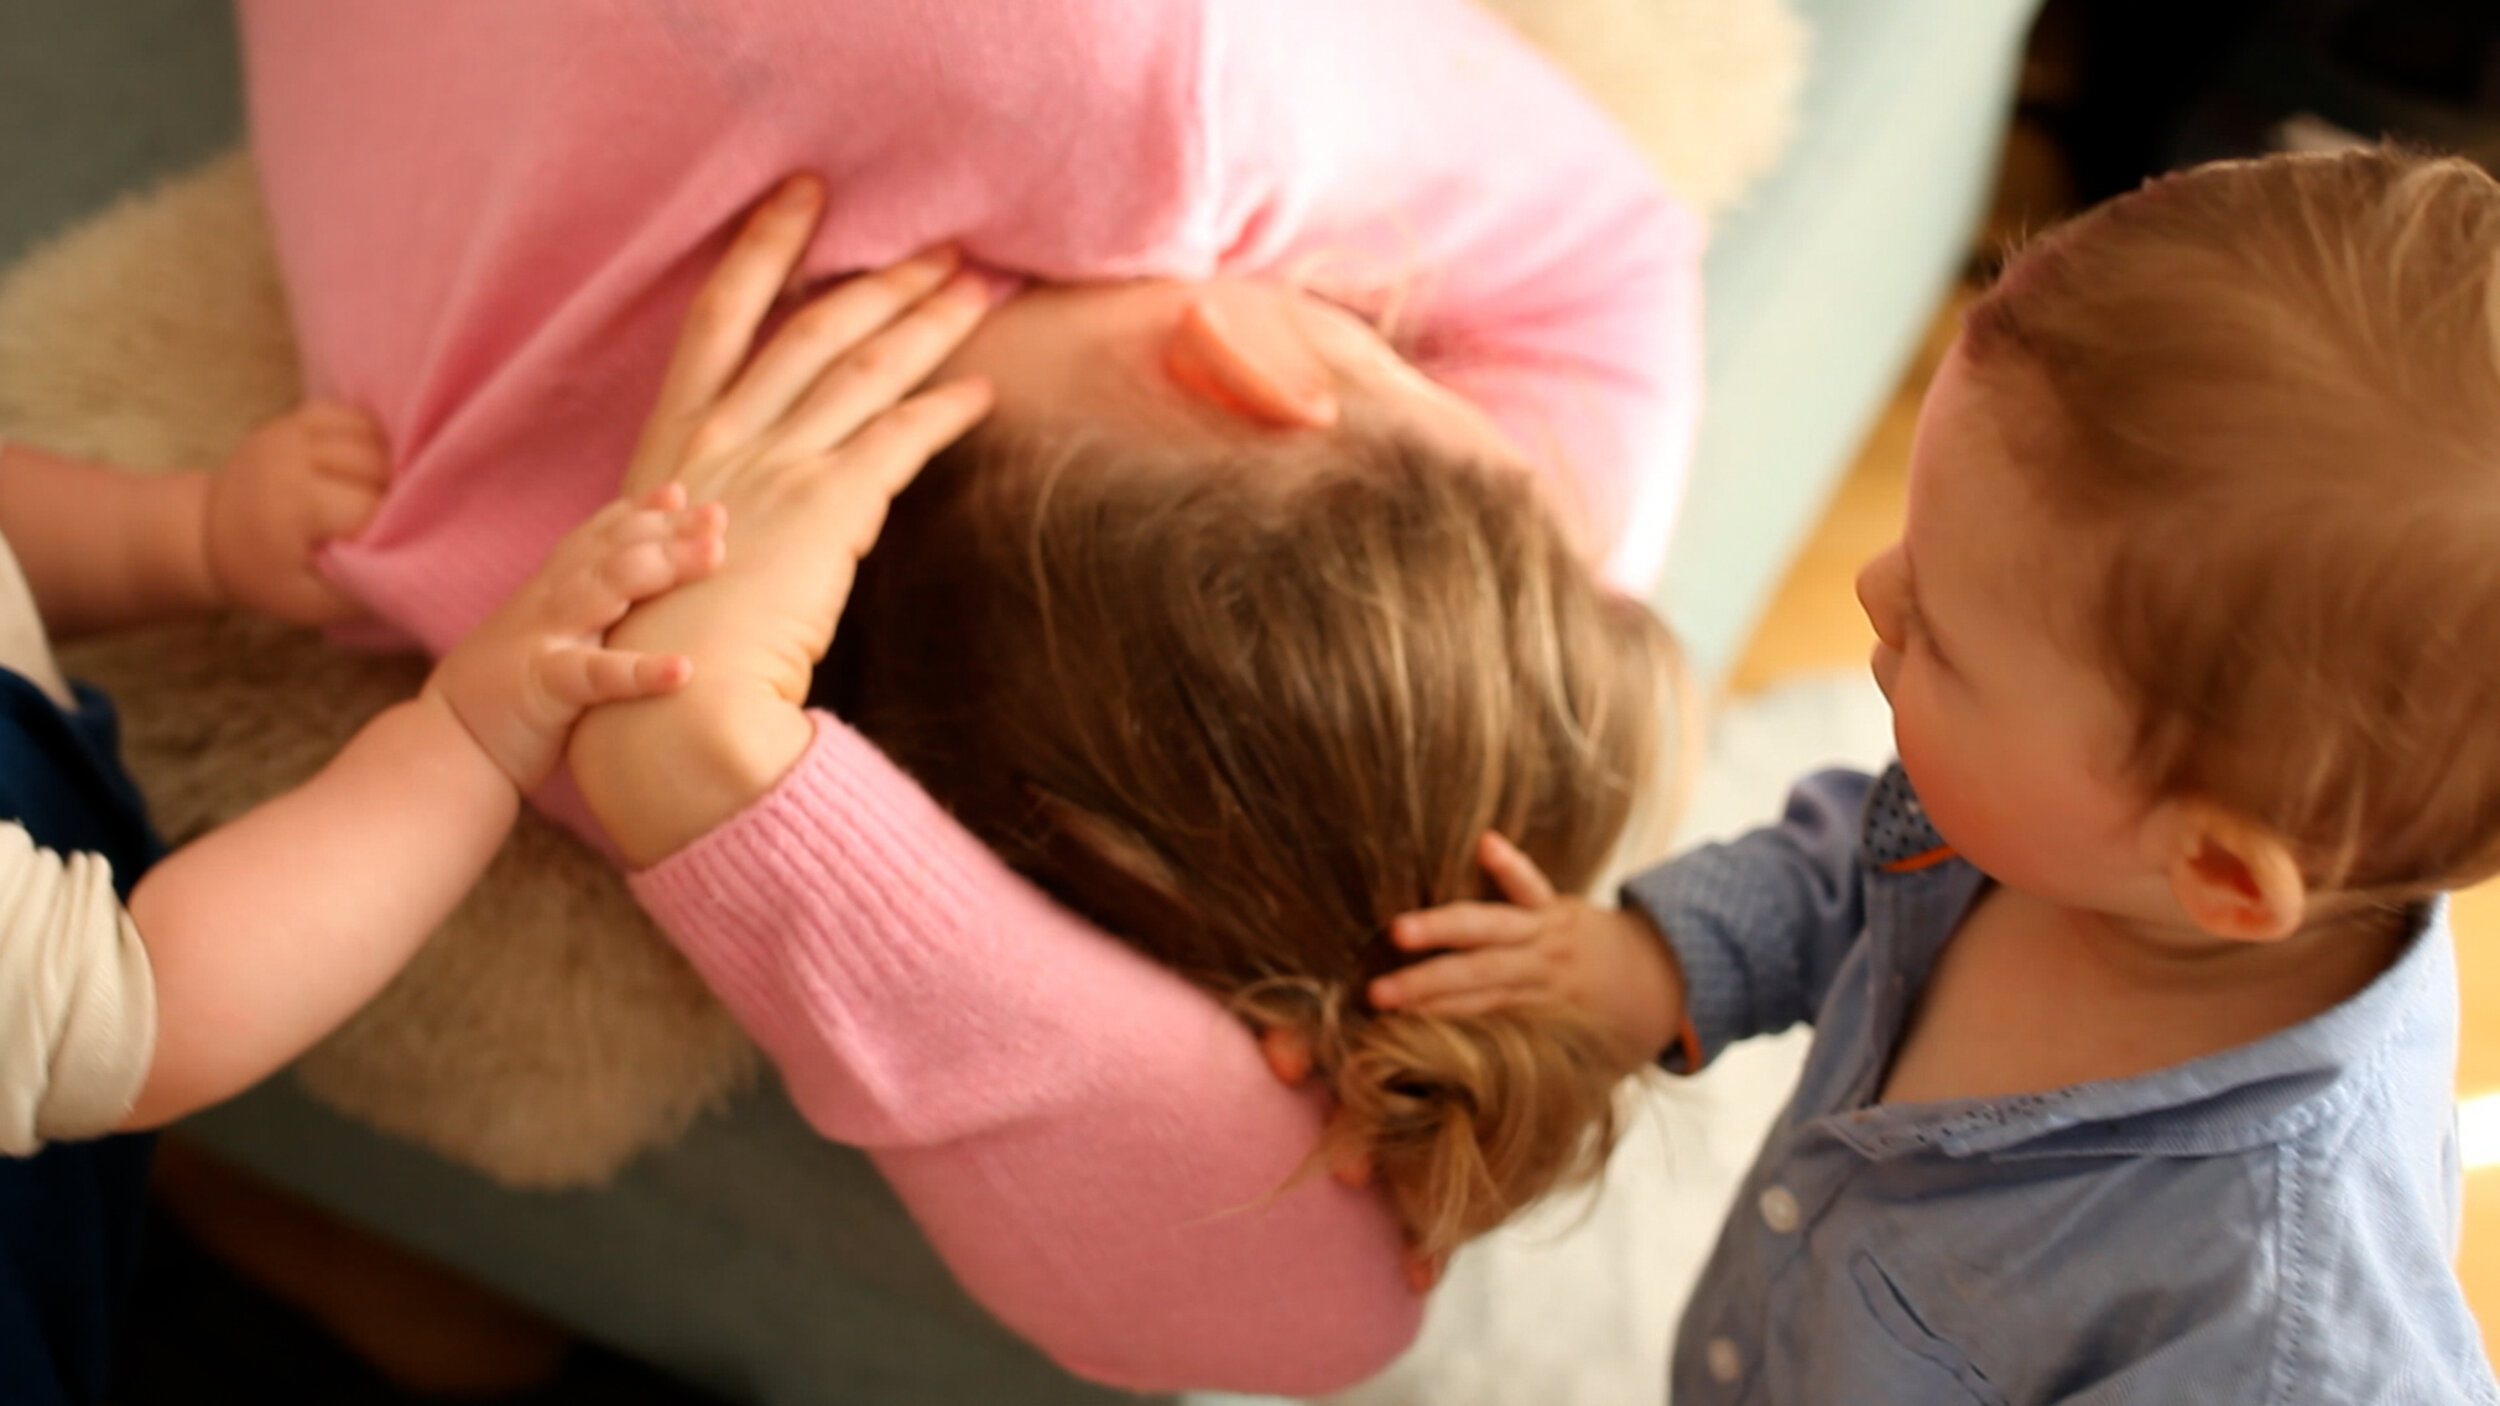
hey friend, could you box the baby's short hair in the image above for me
[1964,147,2500,898]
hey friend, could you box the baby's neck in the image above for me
[1877,888,2409,1106]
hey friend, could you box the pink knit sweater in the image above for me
[241,1,1701,1391]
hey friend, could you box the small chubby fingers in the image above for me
[593,525,723,605]
[304,474,386,540]
[546,503,725,627]
[275,574,370,628]
[297,398,382,438]
[1389,902,1544,953]
[1476,831,1558,907]
[1391,988,1539,1022]
[312,437,392,488]
[629,481,690,514]
[538,645,694,709]
[1369,948,1543,1011]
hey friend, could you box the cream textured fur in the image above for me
[0,1,1803,1186]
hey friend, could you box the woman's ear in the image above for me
[2159,799,2307,942]
[1161,293,1339,429]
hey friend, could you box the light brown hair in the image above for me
[820,424,1679,1257]
[1964,147,2500,897]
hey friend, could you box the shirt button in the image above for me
[1757,1184,1802,1233]
[1707,1336,1743,1383]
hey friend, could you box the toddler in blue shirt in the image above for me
[1369,146,2500,1403]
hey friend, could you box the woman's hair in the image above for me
[819,422,1680,1258]
[1961,146,2500,898]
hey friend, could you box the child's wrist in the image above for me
[410,678,534,796]
[1615,907,1695,1069]
[162,469,228,613]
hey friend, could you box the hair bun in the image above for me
[1267,984,1627,1261]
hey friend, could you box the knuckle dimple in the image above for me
[845,339,898,381]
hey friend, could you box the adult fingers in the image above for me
[819,375,994,504]
[636,175,827,480]
[770,271,990,454]
[699,249,964,452]
[1476,831,1557,907]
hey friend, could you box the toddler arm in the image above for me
[0,402,387,637]
[114,489,719,1130]
[1618,768,1875,1067]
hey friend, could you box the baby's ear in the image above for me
[2157,799,2307,942]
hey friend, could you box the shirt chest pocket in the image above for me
[1816,1252,2012,1406]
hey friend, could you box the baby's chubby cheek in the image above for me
[1890,718,2031,884]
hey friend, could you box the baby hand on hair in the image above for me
[1370,832,1687,1072]
[425,483,725,789]
[204,399,391,625]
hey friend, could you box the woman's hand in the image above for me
[571,174,995,866]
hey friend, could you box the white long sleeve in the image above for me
[0,823,154,1155]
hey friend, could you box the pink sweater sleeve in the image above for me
[628,715,1420,1393]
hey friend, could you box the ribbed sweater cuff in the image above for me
[626,711,1076,1144]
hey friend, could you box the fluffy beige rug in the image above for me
[0,0,1805,1187]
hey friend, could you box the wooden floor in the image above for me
[1726,295,2500,1361]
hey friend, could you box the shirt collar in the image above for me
[1824,765,2454,1161]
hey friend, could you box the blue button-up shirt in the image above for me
[1623,766,2497,1405]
